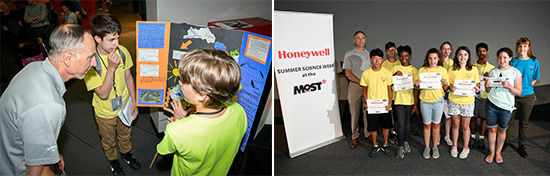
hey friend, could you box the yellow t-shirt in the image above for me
[391,65,418,105]
[382,59,401,71]
[416,66,449,103]
[442,59,454,70]
[84,45,134,118]
[472,62,495,99]
[360,67,393,101]
[448,67,480,105]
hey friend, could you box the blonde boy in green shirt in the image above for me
[157,49,247,175]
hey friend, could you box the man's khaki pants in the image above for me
[348,82,370,140]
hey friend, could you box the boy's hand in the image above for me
[131,105,139,120]
[107,48,121,70]
[170,98,187,120]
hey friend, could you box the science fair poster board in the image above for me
[136,21,272,151]
[274,11,344,158]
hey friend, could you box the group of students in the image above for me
[344,31,540,164]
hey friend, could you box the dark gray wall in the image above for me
[275,1,550,85]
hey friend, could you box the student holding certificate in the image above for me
[360,49,393,157]
[382,41,400,145]
[448,46,480,159]
[484,47,522,164]
[391,45,418,159]
[414,48,449,159]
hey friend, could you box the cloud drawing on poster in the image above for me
[183,27,216,44]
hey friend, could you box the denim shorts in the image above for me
[420,97,445,124]
[485,100,514,130]
[448,101,474,117]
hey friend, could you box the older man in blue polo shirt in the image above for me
[0,24,96,176]
[343,31,372,149]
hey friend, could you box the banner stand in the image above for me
[275,11,343,158]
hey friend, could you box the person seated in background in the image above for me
[61,1,76,24]
[24,0,53,45]
[45,1,61,27]
[1,0,25,68]
[157,49,247,175]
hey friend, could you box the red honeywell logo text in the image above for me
[278,48,330,59]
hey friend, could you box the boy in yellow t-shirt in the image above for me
[448,46,480,159]
[382,41,400,144]
[391,45,418,159]
[360,48,393,157]
[84,13,139,175]
[470,42,495,150]
[157,49,247,176]
[382,41,400,71]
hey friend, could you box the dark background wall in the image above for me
[275,0,550,86]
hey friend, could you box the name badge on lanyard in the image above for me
[111,95,123,111]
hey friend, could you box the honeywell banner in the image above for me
[274,11,343,158]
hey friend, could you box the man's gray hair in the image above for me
[48,24,93,61]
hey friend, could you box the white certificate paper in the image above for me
[454,79,476,96]
[488,77,509,88]
[419,72,442,89]
[118,98,134,127]
[366,99,389,114]
[393,73,414,91]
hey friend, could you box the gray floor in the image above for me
[275,101,550,175]
[59,79,172,175]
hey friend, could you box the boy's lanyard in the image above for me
[96,47,118,97]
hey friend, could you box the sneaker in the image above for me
[423,147,430,159]
[403,142,411,153]
[478,138,486,150]
[382,145,392,156]
[450,147,458,158]
[109,160,125,176]
[432,146,440,159]
[396,146,405,159]
[444,135,453,146]
[121,152,141,170]
[459,148,470,159]
[369,146,381,157]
